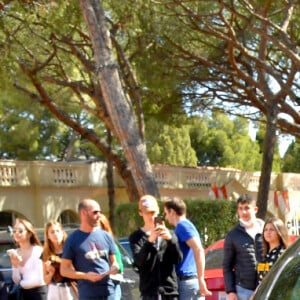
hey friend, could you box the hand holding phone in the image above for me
[7,249,22,262]
[154,216,164,226]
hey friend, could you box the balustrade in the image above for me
[0,165,17,185]
[0,160,294,192]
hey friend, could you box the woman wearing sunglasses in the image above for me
[8,218,47,300]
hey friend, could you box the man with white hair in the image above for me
[129,195,182,300]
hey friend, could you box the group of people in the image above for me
[223,194,291,300]
[7,199,121,300]
[8,218,76,300]
[7,196,212,300]
[129,195,211,300]
[129,193,291,300]
[7,194,291,300]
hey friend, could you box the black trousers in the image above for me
[141,295,179,300]
[20,285,48,300]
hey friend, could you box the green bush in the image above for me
[185,199,237,246]
[115,198,237,247]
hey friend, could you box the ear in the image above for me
[80,209,87,218]
[138,209,143,217]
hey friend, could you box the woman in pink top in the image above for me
[8,218,47,300]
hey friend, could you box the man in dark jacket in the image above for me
[223,194,264,300]
[129,195,182,300]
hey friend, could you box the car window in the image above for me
[115,240,134,268]
[118,238,133,258]
[205,248,223,270]
[267,254,300,299]
[0,243,15,268]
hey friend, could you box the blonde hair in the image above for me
[99,214,113,236]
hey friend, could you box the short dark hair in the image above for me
[237,194,256,205]
[163,196,186,216]
[78,200,87,212]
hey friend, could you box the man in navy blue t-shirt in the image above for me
[60,199,119,300]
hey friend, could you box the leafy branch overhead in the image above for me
[154,1,300,134]
[1,0,300,215]
[0,0,159,201]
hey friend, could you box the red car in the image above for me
[204,239,228,300]
[204,235,298,300]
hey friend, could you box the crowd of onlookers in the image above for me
[6,194,290,300]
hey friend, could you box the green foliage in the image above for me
[0,1,91,160]
[0,87,70,159]
[189,113,263,170]
[115,203,144,237]
[115,199,237,247]
[146,119,197,166]
[282,139,300,172]
[0,0,293,173]
[185,199,237,246]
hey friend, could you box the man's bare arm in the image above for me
[186,237,212,297]
[60,258,107,282]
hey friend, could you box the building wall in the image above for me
[0,160,297,228]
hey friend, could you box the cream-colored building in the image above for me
[0,160,299,233]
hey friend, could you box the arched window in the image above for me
[0,211,26,229]
[58,210,79,226]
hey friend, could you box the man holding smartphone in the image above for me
[129,195,182,300]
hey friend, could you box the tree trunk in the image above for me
[106,130,115,229]
[256,101,279,220]
[79,0,159,200]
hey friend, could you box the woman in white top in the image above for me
[8,218,47,300]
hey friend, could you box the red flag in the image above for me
[211,184,219,199]
[274,190,279,207]
[282,190,290,212]
[220,185,228,199]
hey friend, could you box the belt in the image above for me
[50,282,71,287]
[179,274,198,281]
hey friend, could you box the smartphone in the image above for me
[6,249,18,256]
[154,216,164,226]
[7,249,22,261]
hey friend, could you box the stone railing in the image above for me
[0,160,287,192]
[151,165,282,192]
[0,160,108,187]
[0,162,18,185]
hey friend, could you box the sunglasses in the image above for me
[13,229,26,234]
[85,209,101,215]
